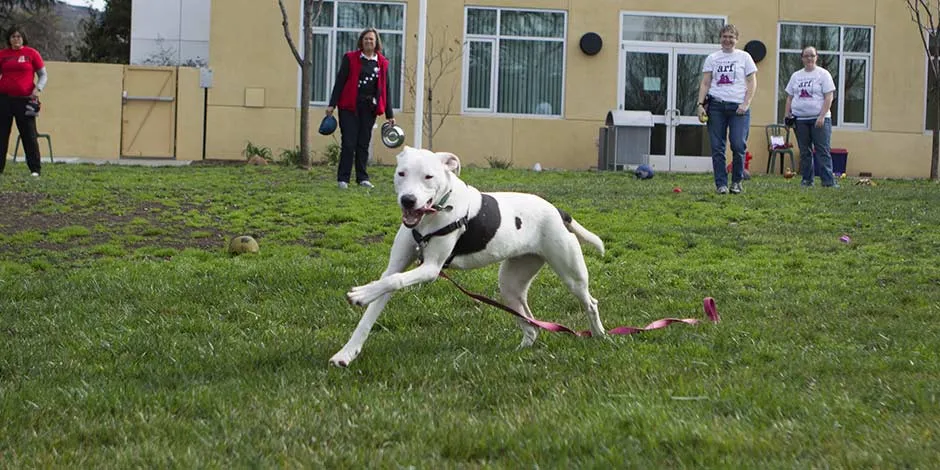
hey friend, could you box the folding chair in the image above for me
[13,132,53,163]
[765,124,794,174]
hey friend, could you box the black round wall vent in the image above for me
[744,40,767,63]
[579,32,602,56]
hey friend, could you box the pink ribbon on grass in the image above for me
[439,271,720,337]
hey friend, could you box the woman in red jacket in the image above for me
[0,26,47,177]
[325,28,395,189]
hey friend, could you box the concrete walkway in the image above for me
[5,156,194,167]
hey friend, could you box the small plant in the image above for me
[485,154,513,169]
[278,147,305,167]
[321,141,341,166]
[243,141,273,162]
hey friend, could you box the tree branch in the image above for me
[278,0,303,66]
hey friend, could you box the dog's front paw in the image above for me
[347,282,382,306]
[329,348,359,368]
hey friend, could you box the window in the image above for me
[621,14,724,44]
[777,23,873,128]
[308,1,405,108]
[463,7,566,116]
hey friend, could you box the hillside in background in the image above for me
[8,0,96,61]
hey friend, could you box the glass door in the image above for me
[619,45,670,170]
[620,45,714,172]
[670,48,713,172]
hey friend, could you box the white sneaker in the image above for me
[716,185,729,195]
[359,180,375,188]
[337,181,348,189]
[30,172,40,177]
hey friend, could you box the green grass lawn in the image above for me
[1,162,939,468]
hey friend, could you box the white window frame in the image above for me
[775,22,874,130]
[461,6,567,118]
[299,0,406,110]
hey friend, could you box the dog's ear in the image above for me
[436,152,461,176]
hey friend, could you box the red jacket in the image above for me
[337,50,389,116]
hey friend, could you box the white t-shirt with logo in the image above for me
[785,67,836,119]
[702,49,758,104]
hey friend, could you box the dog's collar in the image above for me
[431,190,453,212]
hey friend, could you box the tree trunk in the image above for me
[427,88,433,151]
[933,83,940,180]
[298,0,314,168]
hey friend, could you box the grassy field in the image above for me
[1,161,939,468]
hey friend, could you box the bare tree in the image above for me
[277,0,323,168]
[908,0,940,180]
[404,27,464,151]
[5,4,63,59]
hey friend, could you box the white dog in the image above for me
[329,146,607,367]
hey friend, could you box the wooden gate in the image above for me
[121,66,177,158]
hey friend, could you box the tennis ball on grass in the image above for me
[228,235,259,255]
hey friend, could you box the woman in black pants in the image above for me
[326,27,395,189]
[0,26,47,177]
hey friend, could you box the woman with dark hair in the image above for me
[326,27,395,189]
[0,26,47,177]
[785,46,838,188]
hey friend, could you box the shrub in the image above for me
[243,141,273,162]
[321,141,341,166]
[278,147,304,167]
[485,154,513,169]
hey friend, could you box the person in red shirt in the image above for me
[325,28,395,189]
[0,26,47,177]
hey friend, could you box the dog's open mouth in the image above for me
[401,199,436,228]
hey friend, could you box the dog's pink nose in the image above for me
[400,194,417,209]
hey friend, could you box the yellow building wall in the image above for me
[204,0,299,159]
[19,1,930,176]
[7,61,124,160]
[176,67,205,161]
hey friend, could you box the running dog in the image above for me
[329,146,607,367]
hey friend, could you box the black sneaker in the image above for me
[730,182,742,194]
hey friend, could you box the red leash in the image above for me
[438,271,720,336]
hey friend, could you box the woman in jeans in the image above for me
[696,24,758,195]
[325,28,395,189]
[785,46,838,188]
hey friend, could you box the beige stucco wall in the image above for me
[7,61,124,159]
[176,67,205,161]
[203,0,299,159]
[12,0,932,178]
[271,0,932,176]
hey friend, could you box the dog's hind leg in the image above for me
[545,236,607,338]
[499,254,544,348]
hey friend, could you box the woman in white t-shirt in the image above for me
[696,24,758,195]
[785,46,838,187]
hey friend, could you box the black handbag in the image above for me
[24,97,41,117]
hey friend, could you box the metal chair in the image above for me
[765,124,794,174]
[13,133,53,163]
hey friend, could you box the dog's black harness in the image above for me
[411,192,501,268]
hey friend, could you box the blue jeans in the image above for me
[794,118,835,186]
[707,100,750,188]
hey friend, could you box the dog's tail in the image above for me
[559,209,605,256]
